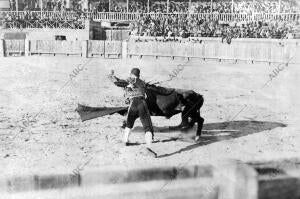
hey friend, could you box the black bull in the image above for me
[76,83,204,141]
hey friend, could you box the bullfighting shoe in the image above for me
[123,127,131,146]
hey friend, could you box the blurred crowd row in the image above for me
[129,15,299,39]
[100,0,300,13]
[1,11,86,29]
[2,0,299,39]
[8,0,300,14]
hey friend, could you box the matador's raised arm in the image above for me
[108,70,129,88]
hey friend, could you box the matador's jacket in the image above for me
[109,75,154,134]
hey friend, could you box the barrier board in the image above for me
[3,40,25,55]
[127,39,300,64]
[30,40,82,55]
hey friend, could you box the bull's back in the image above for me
[146,84,203,117]
[156,91,180,112]
[175,89,204,109]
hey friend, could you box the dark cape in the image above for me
[75,83,175,122]
[75,83,195,122]
[75,104,128,122]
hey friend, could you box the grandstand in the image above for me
[0,0,299,40]
[1,0,300,13]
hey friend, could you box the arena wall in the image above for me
[1,38,300,64]
[105,29,130,41]
[127,38,300,64]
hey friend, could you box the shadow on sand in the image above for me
[125,137,180,146]
[130,120,286,158]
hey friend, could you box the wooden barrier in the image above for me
[1,40,123,58]
[1,165,214,193]
[0,40,4,57]
[1,39,299,64]
[1,160,300,199]
[105,29,130,41]
[215,161,258,199]
[3,40,25,56]
[87,40,123,58]
[88,40,105,57]
[127,38,300,64]
[82,40,88,58]
[0,158,299,198]
[250,159,300,199]
[103,41,123,58]
[29,40,82,56]
[2,179,218,199]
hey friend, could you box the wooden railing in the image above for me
[1,11,300,23]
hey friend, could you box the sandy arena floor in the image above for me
[0,56,299,177]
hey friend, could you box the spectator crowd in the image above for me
[7,0,300,14]
[129,14,299,39]
[1,11,86,29]
[85,0,300,14]
[1,0,299,38]
[91,0,300,13]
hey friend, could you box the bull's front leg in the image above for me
[195,115,204,142]
[121,111,128,129]
[178,106,193,130]
[188,109,204,142]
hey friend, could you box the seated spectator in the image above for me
[1,11,87,29]
[129,13,300,39]
[6,0,300,13]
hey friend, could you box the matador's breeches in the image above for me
[126,97,154,135]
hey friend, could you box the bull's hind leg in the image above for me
[195,115,204,142]
[192,110,204,142]
[178,106,193,130]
